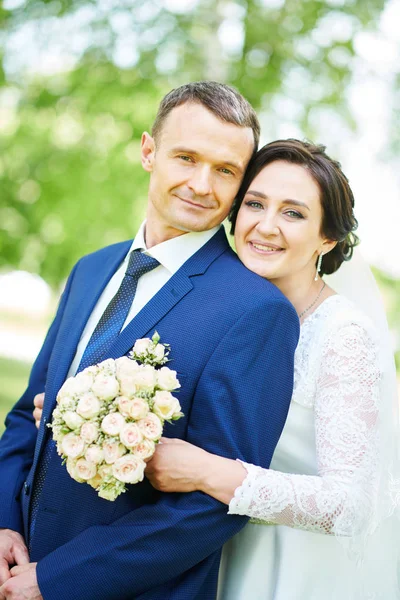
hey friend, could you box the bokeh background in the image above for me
[1,0,399,433]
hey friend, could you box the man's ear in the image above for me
[141,132,155,172]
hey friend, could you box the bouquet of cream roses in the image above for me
[49,332,183,501]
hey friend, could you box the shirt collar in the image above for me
[128,221,222,275]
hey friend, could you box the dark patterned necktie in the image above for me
[29,250,159,545]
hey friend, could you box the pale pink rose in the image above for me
[57,396,75,409]
[63,410,84,431]
[116,355,140,373]
[92,374,120,401]
[85,445,104,464]
[128,397,149,420]
[137,413,163,441]
[80,422,99,444]
[97,358,116,374]
[152,344,165,362]
[61,432,85,458]
[156,367,180,391]
[103,440,126,464]
[132,365,156,392]
[116,396,132,416]
[66,458,84,482]
[57,377,79,399]
[74,458,97,481]
[119,423,143,448]
[101,412,126,436]
[153,391,182,421]
[72,370,95,394]
[76,392,102,419]
[132,338,152,355]
[112,455,146,484]
[133,439,156,460]
[118,376,138,399]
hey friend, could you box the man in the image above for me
[0,82,299,600]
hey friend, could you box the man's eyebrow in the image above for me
[246,190,310,211]
[170,147,244,173]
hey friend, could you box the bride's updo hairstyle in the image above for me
[229,139,359,276]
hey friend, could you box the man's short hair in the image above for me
[152,81,260,151]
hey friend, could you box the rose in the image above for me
[73,370,95,394]
[101,412,126,436]
[137,413,163,441]
[115,356,140,379]
[132,338,152,355]
[80,422,99,444]
[61,432,85,459]
[128,397,149,420]
[153,391,182,421]
[76,392,102,419]
[103,440,126,464]
[133,438,156,460]
[118,376,138,399]
[156,367,180,392]
[119,423,143,448]
[152,344,165,362]
[74,458,97,481]
[117,396,132,417]
[131,365,157,392]
[92,373,120,401]
[63,411,84,431]
[112,455,146,484]
[97,358,116,375]
[57,377,79,399]
[97,464,113,480]
[66,458,84,482]
[57,396,75,410]
[85,445,104,464]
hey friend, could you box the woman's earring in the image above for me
[315,253,323,281]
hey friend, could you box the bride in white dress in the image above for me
[145,139,400,599]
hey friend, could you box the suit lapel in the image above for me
[105,227,230,360]
[44,241,132,419]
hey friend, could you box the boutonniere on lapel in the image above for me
[47,332,183,501]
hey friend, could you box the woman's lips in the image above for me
[249,241,284,254]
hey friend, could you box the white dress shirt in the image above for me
[68,222,220,376]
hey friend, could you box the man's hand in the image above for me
[33,394,44,429]
[0,530,29,586]
[0,563,42,600]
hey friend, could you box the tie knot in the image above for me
[126,250,159,279]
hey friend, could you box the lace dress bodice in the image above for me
[228,295,381,537]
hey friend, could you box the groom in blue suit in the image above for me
[0,82,299,600]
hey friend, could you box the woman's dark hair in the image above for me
[229,139,359,276]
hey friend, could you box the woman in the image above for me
[34,140,399,598]
[143,140,400,599]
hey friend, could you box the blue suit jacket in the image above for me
[0,228,299,600]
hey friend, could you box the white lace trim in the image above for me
[229,295,382,536]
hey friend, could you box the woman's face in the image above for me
[234,160,334,288]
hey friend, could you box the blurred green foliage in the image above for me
[0,0,390,287]
[0,357,30,434]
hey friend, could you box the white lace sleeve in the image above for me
[228,322,381,535]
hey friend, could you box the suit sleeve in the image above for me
[0,262,79,535]
[36,297,299,600]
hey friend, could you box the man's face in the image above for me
[141,102,255,244]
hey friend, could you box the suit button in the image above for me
[23,482,30,495]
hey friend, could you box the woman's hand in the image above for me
[145,438,248,505]
[33,393,44,429]
[145,438,209,493]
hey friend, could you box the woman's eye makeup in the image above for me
[245,200,264,209]
[285,210,304,219]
